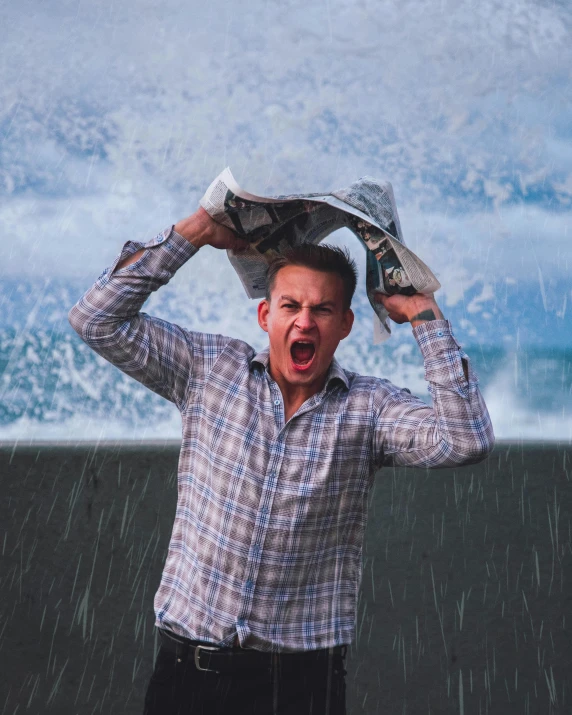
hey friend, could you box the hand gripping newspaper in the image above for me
[200,168,441,342]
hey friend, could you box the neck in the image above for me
[269,365,328,421]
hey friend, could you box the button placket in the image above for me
[269,381,284,428]
[238,463,281,626]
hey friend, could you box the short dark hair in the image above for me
[265,243,357,310]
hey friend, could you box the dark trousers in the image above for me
[143,641,348,714]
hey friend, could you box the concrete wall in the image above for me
[1,442,570,714]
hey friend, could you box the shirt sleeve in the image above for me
[373,319,495,468]
[68,226,230,410]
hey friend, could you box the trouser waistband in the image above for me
[158,628,347,675]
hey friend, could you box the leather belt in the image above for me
[158,628,347,675]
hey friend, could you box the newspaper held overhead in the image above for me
[200,168,440,343]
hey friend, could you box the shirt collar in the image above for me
[251,347,349,391]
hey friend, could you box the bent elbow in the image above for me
[453,430,495,466]
[68,303,87,340]
[68,301,123,349]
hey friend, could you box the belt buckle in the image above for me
[194,645,221,673]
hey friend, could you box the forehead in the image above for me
[271,265,344,304]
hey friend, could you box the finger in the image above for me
[374,293,392,308]
[232,236,251,253]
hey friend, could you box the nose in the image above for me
[294,307,316,331]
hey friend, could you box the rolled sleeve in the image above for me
[68,227,216,408]
[94,227,199,290]
[414,319,479,398]
[375,319,495,469]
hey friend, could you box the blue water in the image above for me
[1,325,570,442]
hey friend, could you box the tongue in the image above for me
[291,343,314,364]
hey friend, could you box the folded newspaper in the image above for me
[200,168,440,343]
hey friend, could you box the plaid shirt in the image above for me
[69,226,494,653]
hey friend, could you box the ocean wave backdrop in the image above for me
[2,0,572,443]
[1,275,570,443]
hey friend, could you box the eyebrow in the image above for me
[279,295,336,308]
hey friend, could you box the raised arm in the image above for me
[373,292,495,468]
[68,208,248,408]
[115,208,248,269]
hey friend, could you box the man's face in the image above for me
[257,265,354,392]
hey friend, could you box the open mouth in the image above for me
[290,341,316,369]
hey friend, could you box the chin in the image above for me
[288,356,327,383]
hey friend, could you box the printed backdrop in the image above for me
[1,0,571,441]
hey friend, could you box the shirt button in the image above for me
[246,580,253,589]
[237,619,245,626]
[437,331,443,337]
[252,545,260,554]
[274,399,281,406]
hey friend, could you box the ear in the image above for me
[257,299,270,333]
[340,308,354,340]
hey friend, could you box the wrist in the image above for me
[408,299,444,328]
[173,214,211,249]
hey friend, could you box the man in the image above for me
[69,205,494,714]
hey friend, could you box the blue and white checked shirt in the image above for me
[69,226,494,653]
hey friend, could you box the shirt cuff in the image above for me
[100,226,198,284]
[145,226,199,254]
[137,225,199,264]
[413,319,479,393]
[412,319,462,359]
